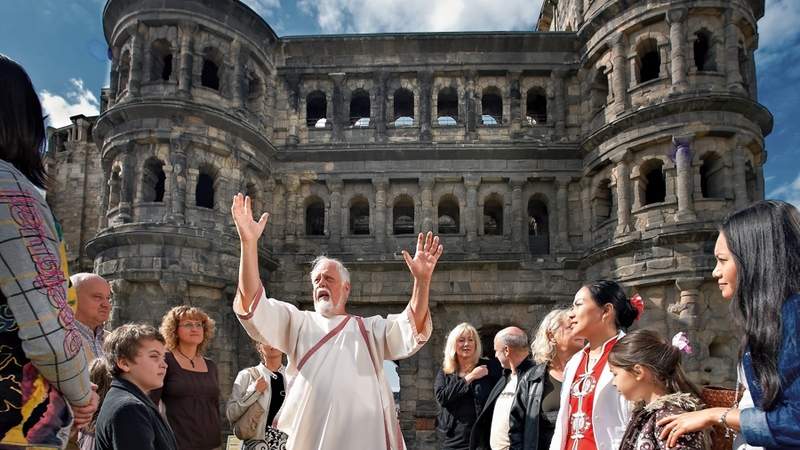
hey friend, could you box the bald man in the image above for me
[470,327,534,450]
[70,273,112,360]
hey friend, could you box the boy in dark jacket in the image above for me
[95,324,177,450]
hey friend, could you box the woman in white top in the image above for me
[549,280,641,450]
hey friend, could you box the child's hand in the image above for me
[231,193,269,244]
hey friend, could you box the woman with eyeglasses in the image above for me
[153,305,221,450]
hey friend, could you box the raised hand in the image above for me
[231,193,269,244]
[402,232,444,282]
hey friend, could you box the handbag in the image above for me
[234,368,267,441]
[701,385,741,450]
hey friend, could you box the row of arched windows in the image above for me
[305,86,548,128]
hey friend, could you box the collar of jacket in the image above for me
[111,377,160,411]
[503,358,535,377]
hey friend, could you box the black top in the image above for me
[434,357,502,450]
[95,378,178,450]
[266,372,285,425]
[538,371,561,450]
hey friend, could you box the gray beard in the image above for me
[314,300,336,317]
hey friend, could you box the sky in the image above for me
[0,0,797,207]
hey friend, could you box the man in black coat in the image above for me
[95,324,177,450]
[470,327,534,450]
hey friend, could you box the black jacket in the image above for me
[95,378,178,450]
[469,358,535,450]
[435,357,502,450]
[509,362,550,450]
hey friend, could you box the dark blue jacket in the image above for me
[740,293,800,449]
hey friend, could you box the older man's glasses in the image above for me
[179,322,204,329]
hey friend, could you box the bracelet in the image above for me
[719,407,737,439]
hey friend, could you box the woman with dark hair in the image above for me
[548,280,641,450]
[659,200,800,449]
[0,54,97,447]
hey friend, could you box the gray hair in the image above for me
[70,272,107,293]
[309,256,350,284]
[497,327,529,350]
[531,308,571,364]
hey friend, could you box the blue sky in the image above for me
[1,0,797,206]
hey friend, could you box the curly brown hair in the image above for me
[159,305,216,354]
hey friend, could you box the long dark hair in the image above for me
[0,54,48,188]
[720,200,800,410]
[584,280,638,331]
[608,329,701,398]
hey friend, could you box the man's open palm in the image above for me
[231,193,269,243]
[402,232,444,281]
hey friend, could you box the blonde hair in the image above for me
[531,308,571,365]
[159,305,216,354]
[442,323,481,375]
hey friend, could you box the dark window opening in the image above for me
[349,89,370,126]
[142,159,166,203]
[526,88,547,125]
[438,196,460,234]
[393,196,415,235]
[306,91,328,127]
[642,161,666,205]
[591,68,609,114]
[700,153,725,198]
[483,196,503,235]
[694,30,716,71]
[350,198,370,235]
[306,200,325,235]
[118,51,131,94]
[528,198,549,255]
[394,89,414,120]
[481,88,503,125]
[196,172,215,209]
[638,39,661,83]
[593,179,613,226]
[201,54,220,90]
[437,87,459,123]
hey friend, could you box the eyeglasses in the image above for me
[179,322,204,329]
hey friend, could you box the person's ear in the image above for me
[632,364,646,381]
[117,357,132,373]
[343,281,351,299]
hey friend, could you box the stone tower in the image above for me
[44,0,771,448]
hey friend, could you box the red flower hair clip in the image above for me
[630,293,645,320]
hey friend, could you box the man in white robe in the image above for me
[230,193,443,450]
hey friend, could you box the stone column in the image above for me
[419,177,434,233]
[725,10,745,93]
[465,70,478,139]
[732,137,750,209]
[118,152,134,223]
[178,24,194,97]
[673,136,697,221]
[418,71,433,142]
[612,153,633,235]
[464,175,481,251]
[510,177,525,251]
[167,136,188,224]
[285,74,301,146]
[231,39,244,109]
[284,175,300,243]
[551,69,568,136]
[373,177,388,247]
[264,179,276,241]
[508,71,522,133]
[374,72,388,143]
[610,33,628,114]
[673,278,704,330]
[330,73,346,143]
[108,54,119,107]
[127,24,144,98]
[581,178,592,246]
[667,8,689,93]
[327,178,343,248]
[555,177,571,252]
[98,160,112,229]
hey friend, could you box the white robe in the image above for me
[234,286,432,450]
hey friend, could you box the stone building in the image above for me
[45,0,771,447]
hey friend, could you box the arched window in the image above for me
[526,87,547,125]
[437,87,459,125]
[481,87,503,125]
[150,39,173,82]
[305,197,325,235]
[394,88,414,126]
[739,45,752,94]
[392,195,415,235]
[306,91,327,127]
[108,166,122,209]
[700,153,725,198]
[591,67,609,114]
[349,197,370,235]
[195,166,216,209]
[483,194,503,235]
[349,89,370,126]
[141,158,166,203]
[528,197,549,255]
[201,48,222,90]
[641,160,666,205]
[438,196,460,234]
[637,39,661,83]
[246,70,263,112]
[593,179,613,226]
[118,50,131,95]
[693,30,716,71]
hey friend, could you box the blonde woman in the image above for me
[510,309,584,450]
[154,306,221,450]
[435,323,501,450]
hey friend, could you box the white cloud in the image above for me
[298,0,543,34]
[756,0,800,68]
[39,78,100,128]
[767,173,800,207]
[241,0,281,18]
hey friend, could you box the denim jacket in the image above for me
[740,293,800,449]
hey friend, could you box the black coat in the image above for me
[435,357,502,450]
[509,362,550,450]
[469,359,535,450]
[95,378,178,450]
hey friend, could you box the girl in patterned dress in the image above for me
[609,330,708,450]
